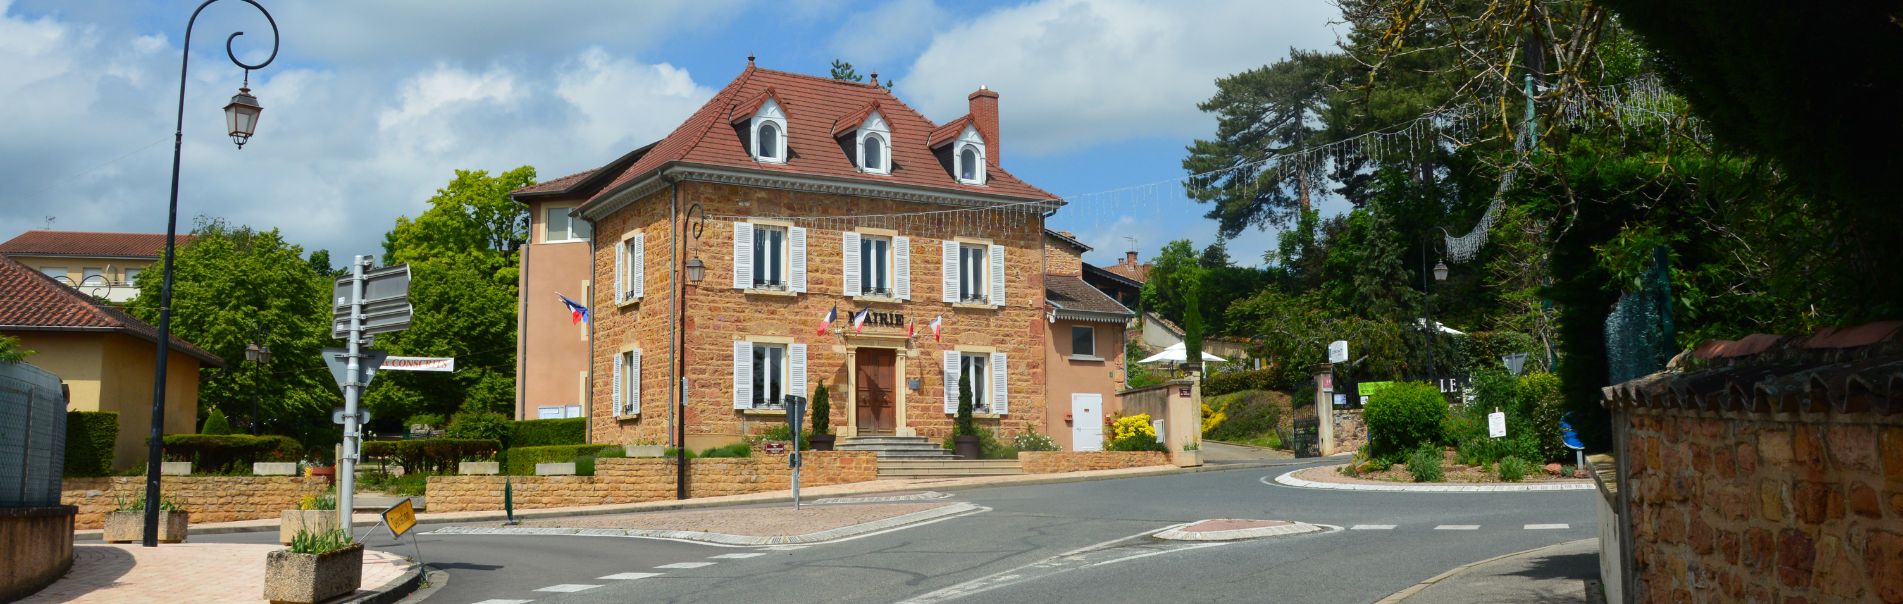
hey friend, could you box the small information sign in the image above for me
[382,498,417,539]
[1487,411,1507,439]
[763,442,788,455]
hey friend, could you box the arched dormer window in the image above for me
[750,98,788,163]
[953,125,986,185]
[854,111,891,175]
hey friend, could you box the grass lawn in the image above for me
[1213,433,1282,449]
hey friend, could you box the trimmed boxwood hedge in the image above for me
[362,438,501,475]
[503,444,621,475]
[509,418,586,448]
[1362,381,1448,460]
[161,434,303,473]
[65,411,119,476]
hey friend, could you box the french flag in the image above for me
[557,293,590,325]
[817,305,838,335]
[930,315,942,341]
[851,307,871,333]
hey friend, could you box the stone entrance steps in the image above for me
[877,459,1025,479]
[837,436,956,460]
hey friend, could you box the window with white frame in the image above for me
[752,343,787,408]
[958,244,987,303]
[614,232,644,303]
[733,222,807,293]
[39,266,66,281]
[959,353,990,412]
[1071,325,1097,358]
[750,99,788,163]
[753,225,786,289]
[734,340,807,411]
[855,111,891,174]
[544,206,590,242]
[124,268,142,285]
[953,125,986,185]
[612,349,641,416]
[81,267,105,286]
[943,350,1008,416]
[860,235,891,295]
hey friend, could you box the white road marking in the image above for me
[1350,524,1397,530]
[1434,525,1481,530]
[1525,523,1569,530]
[710,552,767,559]
[896,525,1241,603]
[534,584,602,593]
[761,545,809,551]
[470,600,533,604]
[656,562,717,569]
[599,572,663,580]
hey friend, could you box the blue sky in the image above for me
[0,0,1342,267]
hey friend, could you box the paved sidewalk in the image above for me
[18,542,411,604]
[1383,538,1596,604]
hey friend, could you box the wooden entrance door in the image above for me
[855,349,897,434]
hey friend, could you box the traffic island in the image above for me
[427,501,981,546]
[1271,465,1594,493]
[1152,519,1326,541]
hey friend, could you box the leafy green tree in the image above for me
[1184,49,1348,235]
[382,167,536,287]
[199,408,234,435]
[0,335,33,362]
[829,59,891,88]
[1182,274,1205,367]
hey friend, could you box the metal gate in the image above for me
[0,362,68,507]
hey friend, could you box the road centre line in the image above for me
[1434,525,1481,530]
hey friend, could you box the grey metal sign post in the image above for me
[332,256,411,529]
[786,394,807,510]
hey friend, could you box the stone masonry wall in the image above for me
[1019,451,1169,474]
[427,451,878,512]
[61,476,329,530]
[591,180,1048,447]
[1043,235,1083,277]
[1622,408,1903,603]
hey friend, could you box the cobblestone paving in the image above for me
[512,502,952,536]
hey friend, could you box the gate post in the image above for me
[1313,364,1335,455]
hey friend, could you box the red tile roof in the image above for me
[579,65,1058,212]
[928,115,975,148]
[0,230,192,259]
[513,169,599,196]
[1046,275,1134,318]
[0,255,222,366]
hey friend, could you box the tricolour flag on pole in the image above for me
[851,307,871,333]
[817,305,838,335]
[907,319,916,339]
[557,292,590,325]
[930,315,942,341]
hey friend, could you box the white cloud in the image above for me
[897,0,1339,155]
[554,48,712,153]
[827,0,948,68]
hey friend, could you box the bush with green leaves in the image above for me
[575,447,627,476]
[162,434,303,473]
[811,380,831,436]
[1362,382,1448,460]
[500,443,619,475]
[406,413,445,429]
[699,443,753,458]
[1406,446,1445,483]
[942,428,1017,458]
[750,423,809,450]
[954,378,977,437]
[65,411,118,477]
[1012,428,1059,452]
[1446,370,1564,465]
[1203,369,1297,397]
[1202,390,1288,443]
[510,418,585,447]
[114,495,184,512]
[363,439,501,474]
[200,408,235,435]
[445,411,512,443]
[1496,456,1532,482]
[288,528,354,555]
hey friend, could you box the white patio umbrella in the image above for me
[1138,342,1227,364]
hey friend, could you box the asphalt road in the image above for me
[203,461,1597,603]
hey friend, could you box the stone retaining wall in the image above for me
[61,476,329,530]
[1019,451,1169,474]
[427,451,878,512]
[1,506,74,602]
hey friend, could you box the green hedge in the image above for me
[1204,369,1297,397]
[510,418,586,447]
[1203,390,1288,442]
[1362,382,1448,460]
[362,439,501,475]
[161,434,302,473]
[65,411,119,476]
[503,444,621,475]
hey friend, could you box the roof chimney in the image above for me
[968,86,1000,164]
[1124,250,1138,266]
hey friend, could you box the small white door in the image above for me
[1071,394,1104,452]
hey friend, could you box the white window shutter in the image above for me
[733,341,753,409]
[628,349,642,415]
[611,352,624,416]
[991,351,1008,415]
[789,343,807,402]
[629,232,645,300]
[613,242,625,303]
[732,222,754,290]
[790,226,808,293]
[989,244,1006,306]
[941,240,959,303]
[944,350,961,414]
[894,236,911,300]
[842,232,862,297]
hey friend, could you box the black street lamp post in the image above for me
[244,326,272,435]
[1421,239,1449,386]
[143,0,278,548]
[677,203,705,500]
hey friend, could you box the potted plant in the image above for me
[1177,441,1204,467]
[264,529,363,604]
[624,438,666,458]
[809,380,836,451]
[279,493,341,545]
[103,496,188,543]
[953,379,981,460]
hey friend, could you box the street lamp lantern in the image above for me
[1433,260,1449,282]
[223,83,262,149]
[685,257,706,284]
[256,343,271,364]
[244,342,261,362]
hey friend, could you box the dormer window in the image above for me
[749,98,788,164]
[850,110,891,175]
[953,125,986,185]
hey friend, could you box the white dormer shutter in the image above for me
[894,236,911,300]
[629,232,645,301]
[943,350,960,414]
[789,226,807,293]
[988,244,1006,306]
[733,340,753,409]
[613,241,625,303]
[627,349,642,415]
[991,351,1008,415]
[789,343,807,402]
[842,231,862,297]
[733,222,754,290]
[611,351,624,415]
[941,240,959,303]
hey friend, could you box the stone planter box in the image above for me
[160,462,191,476]
[535,462,576,476]
[1174,449,1204,468]
[263,542,363,604]
[254,462,299,476]
[103,510,188,543]
[624,445,666,458]
[278,510,342,545]
[458,461,499,475]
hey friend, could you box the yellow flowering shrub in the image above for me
[1111,414,1157,441]
[1201,402,1227,435]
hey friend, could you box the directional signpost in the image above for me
[786,394,807,510]
[330,255,412,529]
